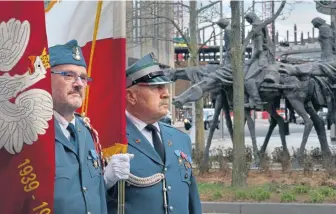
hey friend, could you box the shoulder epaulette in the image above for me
[74,113,93,130]
[160,122,187,135]
[160,121,173,128]
[74,112,84,118]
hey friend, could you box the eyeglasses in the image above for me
[51,70,93,85]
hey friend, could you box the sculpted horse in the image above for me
[165,61,334,168]
[165,64,290,168]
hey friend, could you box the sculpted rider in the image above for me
[312,17,335,62]
[244,12,275,109]
[217,18,232,64]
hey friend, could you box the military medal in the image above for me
[188,156,193,164]
[178,157,183,165]
[93,160,99,169]
[181,152,187,160]
[175,150,182,165]
[175,150,193,167]
[89,149,99,169]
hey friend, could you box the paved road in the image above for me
[201,202,336,214]
[175,119,336,154]
[177,119,317,139]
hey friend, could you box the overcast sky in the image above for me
[223,0,330,42]
[193,0,331,44]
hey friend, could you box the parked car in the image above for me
[204,114,220,130]
[183,108,219,130]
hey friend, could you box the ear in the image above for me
[126,88,137,105]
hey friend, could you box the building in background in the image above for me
[125,0,176,122]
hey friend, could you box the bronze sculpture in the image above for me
[165,13,336,169]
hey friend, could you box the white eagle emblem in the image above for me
[0,18,53,154]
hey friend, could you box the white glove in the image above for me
[104,153,134,189]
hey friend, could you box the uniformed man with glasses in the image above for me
[50,40,131,214]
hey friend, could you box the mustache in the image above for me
[159,99,169,106]
[68,88,82,97]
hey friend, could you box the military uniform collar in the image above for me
[53,110,76,129]
[126,110,160,133]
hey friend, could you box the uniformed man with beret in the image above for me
[50,40,131,214]
[107,53,202,214]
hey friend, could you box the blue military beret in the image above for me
[126,52,171,88]
[48,39,87,68]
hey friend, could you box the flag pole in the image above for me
[117,180,125,214]
[79,1,127,212]
[116,1,127,214]
[81,0,102,115]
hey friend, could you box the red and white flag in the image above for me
[0,1,127,213]
[45,1,128,156]
[0,2,55,214]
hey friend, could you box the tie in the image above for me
[145,124,165,163]
[67,123,78,148]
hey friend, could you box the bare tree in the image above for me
[242,1,286,53]
[127,0,223,154]
[230,0,247,188]
[184,0,221,154]
[229,0,286,187]
[126,1,222,50]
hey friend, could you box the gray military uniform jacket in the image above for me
[54,114,107,214]
[107,116,202,214]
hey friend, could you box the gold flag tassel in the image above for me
[81,0,102,115]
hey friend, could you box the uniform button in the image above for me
[87,212,91,214]
[83,187,87,192]
[169,206,173,211]
[167,186,171,190]
[184,173,188,179]
[164,167,168,172]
